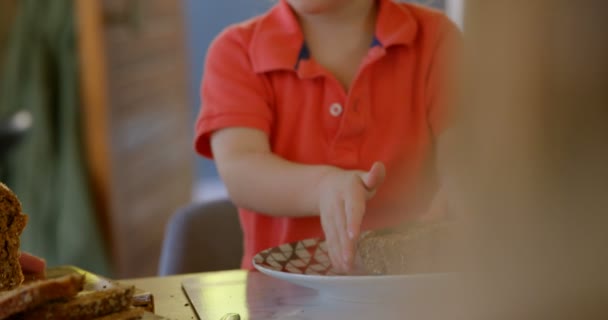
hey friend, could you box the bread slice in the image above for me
[354,220,452,275]
[93,307,146,320]
[0,273,84,320]
[0,183,28,291]
[18,286,135,320]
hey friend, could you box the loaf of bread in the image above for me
[354,220,452,275]
[0,273,85,320]
[0,183,160,319]
[0,183,28,291]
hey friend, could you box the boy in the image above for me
[195,0,458,272]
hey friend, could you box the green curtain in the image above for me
[0,0,111,276]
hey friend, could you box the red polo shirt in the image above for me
[195,0,459,269]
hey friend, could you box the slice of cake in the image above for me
[0,182,28,291]
[354,220,452,275]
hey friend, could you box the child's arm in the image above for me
[211,127,385,272]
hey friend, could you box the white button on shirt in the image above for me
[329,103,343,117]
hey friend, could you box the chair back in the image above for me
[158,199,242,275]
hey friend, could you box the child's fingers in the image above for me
[343,177,371,272]
[360,161,386,191]
[333,200,352,271]
[320,204,345,273]
[19,252,46,274]
[328,226,345,273]
[344,184,366,249]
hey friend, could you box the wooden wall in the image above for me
[0,0,18,75]
[76,0,194,278]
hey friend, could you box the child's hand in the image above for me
[19,252,46,274]
[318,162,386,273]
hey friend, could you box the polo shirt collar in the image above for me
[374,0,418,48]
[250,0,418,73]
[250,0,304,73]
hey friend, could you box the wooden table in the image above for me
[122,272,202,320]
[122,270,450,320]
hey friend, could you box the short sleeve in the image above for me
[426,17,462,139]
[194,28,273,158]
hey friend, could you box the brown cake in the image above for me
[0,183,28,291]
[354,220,452,275]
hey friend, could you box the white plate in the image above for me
[252,238,451,303]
